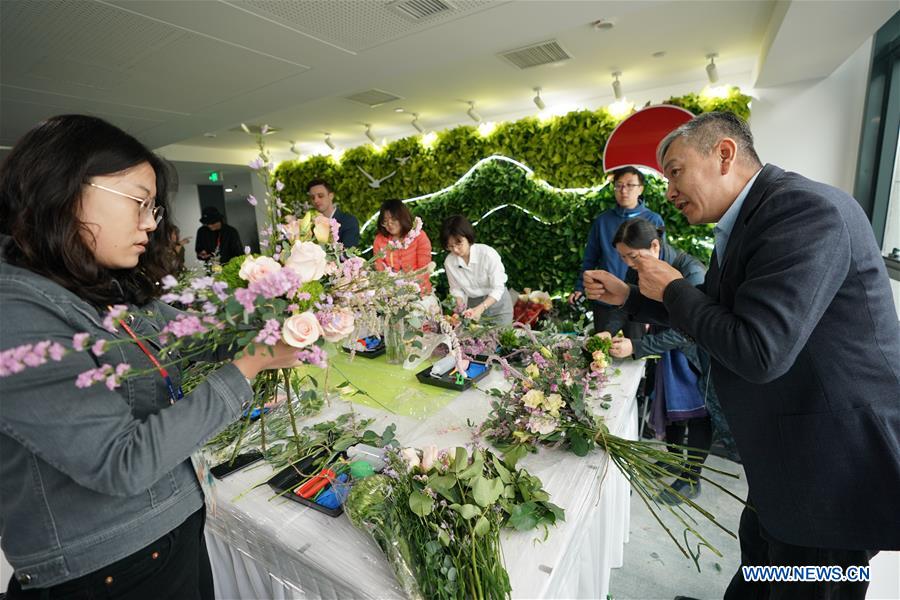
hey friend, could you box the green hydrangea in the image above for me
[296,280,324,312]
[217,255,251,289]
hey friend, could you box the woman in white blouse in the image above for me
[440,215,513,325]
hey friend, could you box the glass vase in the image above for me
[384,316,407,365]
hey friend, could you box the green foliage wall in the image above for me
[274,88,749,296]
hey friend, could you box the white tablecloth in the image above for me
[205,360,644,599]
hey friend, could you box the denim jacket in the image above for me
[0,237,252,589]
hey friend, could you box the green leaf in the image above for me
[450,503,481,519]
[508,502,540,531]
[568,430,590,457]
[503,444,528,469]
[409,490,434,517]
[472,476,504,507]
[491,454,512,484]
[457,450,484,480]
[428,474,461,504]
[452,447,468,472]
[438,529,451,546]
[473,515,490,537]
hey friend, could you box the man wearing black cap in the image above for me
[195,206,243,266]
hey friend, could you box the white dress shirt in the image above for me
[444,243,508,302]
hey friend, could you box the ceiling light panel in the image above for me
[233,0,494,52]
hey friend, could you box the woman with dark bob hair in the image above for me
[372,199,433,294]
[603,217,729,503]
[0,115,300,598]
[440,214,513,325]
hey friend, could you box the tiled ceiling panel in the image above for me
[0,0,186,73]
[231,0,497,52]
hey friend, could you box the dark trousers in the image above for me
[725,504,876,600]
[665,416,713,481]
[7,508,213,600]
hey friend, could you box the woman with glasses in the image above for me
[568,166,664,339]
[0,115,300,599]
[373,199,434,294]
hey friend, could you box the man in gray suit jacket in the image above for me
[585,112,900,600]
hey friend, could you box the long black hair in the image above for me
[0,114,175,306]
[612,217,664,250]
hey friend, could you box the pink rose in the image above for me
[313,215,332,244]
[283,241,327,283]
[238,256,281,283]
[282,312,322,348]
[318,309,355,342]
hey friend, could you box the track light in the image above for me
[289,140,301,155]
[466,101,482,123]
[611,71,623,101]
[533,87,546,111]
[324,133,335,150]
[364,124,377,144]
[706,53,719,84]
[411,113,424,133]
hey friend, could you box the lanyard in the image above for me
[118,318,184,405]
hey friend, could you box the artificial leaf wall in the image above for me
[274,88,749,296]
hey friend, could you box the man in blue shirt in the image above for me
[569,166,664,335]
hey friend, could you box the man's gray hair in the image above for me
[657,111,762,169]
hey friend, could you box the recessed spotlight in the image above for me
[591,19,615,30]
[394,107,405,113]
[652,51,666,58]
[225,187,233,192]
[203,132,217,138]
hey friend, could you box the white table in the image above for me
[204,360,644,599]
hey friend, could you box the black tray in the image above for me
[211,450,264,479]
[342,337,385,359]
[267,451,348,517]
[415,360,491,391]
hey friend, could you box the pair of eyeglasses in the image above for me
[614,183,642,192]
[88,183,164,225]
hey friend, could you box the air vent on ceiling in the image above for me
[388,0,455,21]
[344,89,403,107]
[499,40,571,70]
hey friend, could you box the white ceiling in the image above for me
[2,0,896,169]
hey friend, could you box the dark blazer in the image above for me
[624,164,900,550]
[333,207,360,248]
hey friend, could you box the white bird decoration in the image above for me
[356,165,397,189]
[395,156,411,165]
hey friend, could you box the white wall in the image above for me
[749,38,873,195]
[168,184,203,271]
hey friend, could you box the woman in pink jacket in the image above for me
[372,199,433,294]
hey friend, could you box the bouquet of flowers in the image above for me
[479,332,741,568]
[0,126,424,460]
[344,445,563,600]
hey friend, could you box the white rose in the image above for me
[238,256,281,283]
[313,215,332,244]
[283,241,327,283]
[282,312,322,348]
[399,447,420,471]
[420,445,438,471]
[319,309,355,343]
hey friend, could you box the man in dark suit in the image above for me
[306,178,360,248]
[584,112,900,599]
